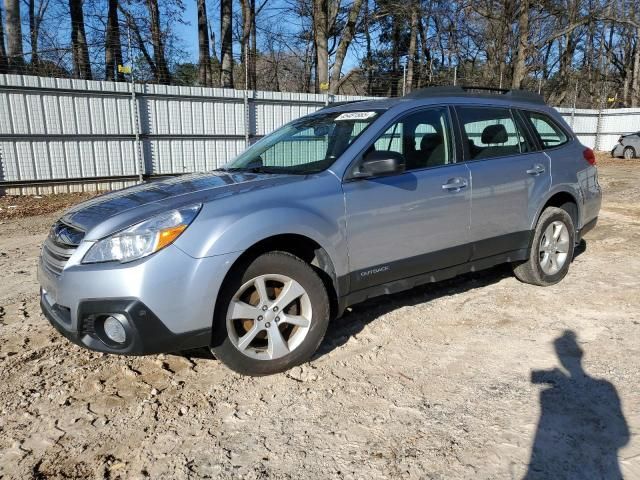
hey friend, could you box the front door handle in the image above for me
[442,177,468,191]
[526,164,546,176]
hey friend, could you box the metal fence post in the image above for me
[127,25,144,182]
[570,80,578,129]
[130,83,143,182]
[595,81,606,151]
[244,89,250,148]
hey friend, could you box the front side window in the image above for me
[365,107,452,171]
[225,110,381,174]
[457,107,530,160]
[522,111,569,149]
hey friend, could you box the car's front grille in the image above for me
[41,221,85,276]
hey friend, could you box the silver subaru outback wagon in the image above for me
[38,87,601,375]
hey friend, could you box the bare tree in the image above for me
[197,0,212,86]
[220,0,233,87]
[26,0,49,68]
[4,0,24,71]
[146,0,170,83]
[312,0,330,91]
[69,0,92,79]
[240,0,252,87]
[105,0,124,81]
[511,0,529,89]
[405,1,418,93]
[0,4,7,73]
[328,0,364,93]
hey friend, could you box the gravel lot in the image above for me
[0,158,638,479]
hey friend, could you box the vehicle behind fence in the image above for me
[1,74,639,194]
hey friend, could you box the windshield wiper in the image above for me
[217,166,279,174]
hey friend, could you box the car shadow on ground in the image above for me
[179,241,587,364]
[524,330,630,479]
[315,239,587,359]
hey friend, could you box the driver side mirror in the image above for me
[355,151,406,178]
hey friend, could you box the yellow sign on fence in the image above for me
[118,65,132,74]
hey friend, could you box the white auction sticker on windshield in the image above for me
[335,111,377,121]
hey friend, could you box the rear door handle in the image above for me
[526,164,546,175]
[442,177,468,191]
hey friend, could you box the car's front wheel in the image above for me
[513,207,576,286]
[623,146,636,160]
[211,251,330,375]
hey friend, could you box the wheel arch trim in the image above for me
[531,187,583,231]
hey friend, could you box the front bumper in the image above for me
[38,244,242,355]
[41,294,211,354]
[612,144,624,157]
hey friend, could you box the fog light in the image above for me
[103,315,126,344]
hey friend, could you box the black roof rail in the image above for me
[404,85,545,105]
[319,99,368,110]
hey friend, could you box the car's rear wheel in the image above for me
[211,251,330,375]
[513,207,575,286]
[623,146,636,159]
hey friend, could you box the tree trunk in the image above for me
[28,0,38,67]
[328,0,364,94]
[417,9,431,88]
[405,3,418,93]
[313,0,329,92]
[390,14,401,96]
[69,0,92,79]
[364,0,372,94]
[249,0,257,90]
[147,0,170,84]
[240,0,252,88]
[105,0,124,81]
[632,26,640,107]
[303,39,313,93]
[4,0,24,72]
[0,5,7,73]
[209,26,220,86]
[220,0,233,87]
[240,0,248,86]
[511,0,529,89]
[197,0,212,86]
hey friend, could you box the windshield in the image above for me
[223,110,381,174]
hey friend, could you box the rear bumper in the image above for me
[41,294,211,355]
[577,216,597,242]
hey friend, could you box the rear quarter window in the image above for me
[522,111,569,149]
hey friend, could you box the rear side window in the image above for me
[456,107,532,160]
[522,111,569,149]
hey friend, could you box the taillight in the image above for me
[583,148,596,165]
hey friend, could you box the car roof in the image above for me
[320,86,548,114]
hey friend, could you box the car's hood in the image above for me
[61,171,302,240]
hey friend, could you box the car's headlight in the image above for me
[82,204,202,264]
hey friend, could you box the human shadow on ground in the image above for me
[524,330,630,479]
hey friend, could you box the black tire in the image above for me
[513,207,576,286]
[623,146,636,160]
[211,251,330,376]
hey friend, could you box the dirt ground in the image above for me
[0,157,639,479]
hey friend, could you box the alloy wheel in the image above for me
[226,274,312,360]
[538,220,570,275]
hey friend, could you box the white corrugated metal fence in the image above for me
[0,74,638,194]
